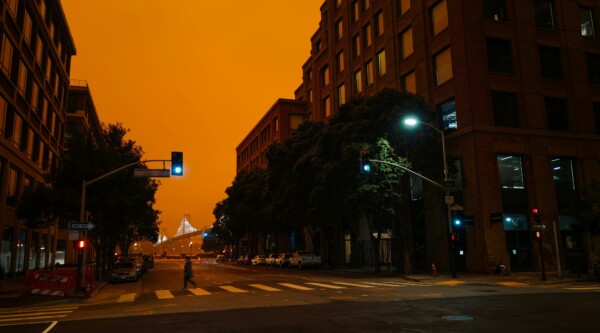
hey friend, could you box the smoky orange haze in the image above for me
[61,0,324,237]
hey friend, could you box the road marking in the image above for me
[379,281,427,287]
[0,314,67,323]
[0,310,73,319]
[364,282,408,287]
[42,321,58,333]
[155,290,174,299]
[498,281,529,287]
[433,280,465,286]
[220,286,248,293]
[117,293,137,303]
[332,281,375,288]
[249,284,282,292]
[306,282,346,289]
[189,288,212,296]
[565,286,600,290]
[278,283,315,291]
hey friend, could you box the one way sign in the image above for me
[70,222,96,231]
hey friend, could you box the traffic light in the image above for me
[532,208,541,223]
[171,151,184,176]
[449,232,459,244]
[454,218,462,228]
[359,150,371,174]
[534,231,541,239]
[77,240,86,249]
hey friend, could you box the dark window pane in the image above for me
[492,91,518,127]
[539,46,562,80]
[587,53,600,85]
[497,155,524,189]
[482,0,507,21]
[594,103,600,134]
[487,38,512,73]
[546,97,568,131]
[552,158,575,191]
[534,0,554,30]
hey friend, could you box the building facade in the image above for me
[241,0,600,273]
[0,0,75,274]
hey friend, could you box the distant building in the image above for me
[0,0,76,274]
[240,0,600,273]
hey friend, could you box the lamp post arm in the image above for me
[369,159,445,190]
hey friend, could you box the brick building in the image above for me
[240,0,600,273]
[0,0,75,274]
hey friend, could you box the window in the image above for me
[23,10,32,45]
[336,0,343,7]
[364,23,372,47]
[400,27,414,59]
[552,158,575,191]
[31,82,39,111]
[366,60,374,85]
[546,97,568,131]
[353,1,360,22]
[0,95,6,135]
[402,71,416,94]
[1,35,13,75]
[290,115,304,130]
[337,84,346,106]
[439,98,457,132]
[45,56,52,79]
[323,96,331,118]
[497,155,524,189]
[503,214,528,231]
[580,7,595,37]
[534,0,554,30]
[377,49,386,76]
[375,11,384,37]
[587,53,600,84]
[538,46,562,80]
[355,69,363,93]
[336,19,344,40]
[315,38,321,53]
[12,112,23,149]
[400,0,411,15]
[35,35,43,65]
[431,0,448,36]
[306,69,312,81]
[337,51,344,73]
[364,0,370,10]
[26,127,34,158]
[487,38,512,73]
[309,89,313,103]
[18,62,27,96]
[434,48,453,85]
[482,0,507,21]
[7,0,18,17]
[594,103,600,133]
[492,91,518,127]
[322,65,330,86]
[7,167,19,206]
[353,34,361,57]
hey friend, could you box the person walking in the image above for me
[183,256,196,289]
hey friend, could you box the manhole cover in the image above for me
[442,315,474,321]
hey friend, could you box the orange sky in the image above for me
[60,0,324,237]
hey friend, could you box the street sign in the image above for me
[533,224,547,230]
[134,168,170,178]
[444,180,456,188]
[445,195,454,205]
[70,222,96,231]
[450,204,464,211]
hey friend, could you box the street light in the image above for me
[403,116,456,277]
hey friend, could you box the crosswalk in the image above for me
[115,280,428,303]
[0,305,78,326]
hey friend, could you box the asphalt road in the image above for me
[2,259,599,332]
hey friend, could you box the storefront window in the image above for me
[503,213,528,231]
[497,155,525,189]
[552,158,575,191]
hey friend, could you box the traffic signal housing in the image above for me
[171,151,184,176]
[359,150,371,174]
[532,208,541,223]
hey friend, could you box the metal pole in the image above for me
[553,220,562,279]
[76,181,87,294]
[539,233,547,281]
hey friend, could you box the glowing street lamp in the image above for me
[403,116,456,277]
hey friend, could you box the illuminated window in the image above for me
[337,0,343,7]
[353,1,360,21]
[337,51,344,73]
[400,27,413,59]
[336,19,344,40]
[434,48,453,85]
[487,38,512,73]
[12,112,23,149]
[26,127,34,158]
[402,71,416,94]
[338,84,346,106]
[377,49,386,76]
[580,7,595,37]
[439,98,457,132]
[355,69,363,93]
[364,23,372,47]
[323,96,331,118]
[497,155,524,189]
[322,65,330,86]
[483,0,507,21]
[45,56,52,79]
[546,97,568,131]
[552,158,575,191]
[7,0,18,17]
[290,114,304,130]
[375,11,384,37]
[23,10,32,45]
[366,60,374,85]
[7,167,19,206]
[492,91,518,127]
[534,0,554,30]
[364,0,370,10]
[400,0,411,15]
[39,0,46,19]
[353,34,361,57]
[1,35,13,75]
[431,0,448,36]
[35,35,43,65]
[18,62,27,96]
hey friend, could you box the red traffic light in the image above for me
[77,240,86,249]
[532,208,539,215]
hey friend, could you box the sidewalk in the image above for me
[403,270,597,286]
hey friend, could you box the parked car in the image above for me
[251,255,267,266]
[143,255,154,269]
[216,254,227,262]
[109,261,139,283]
[265,254,279,266]
[289,251,321,269]
[240,254,256,265]
[121,256,144,276]
[275,253,293,268]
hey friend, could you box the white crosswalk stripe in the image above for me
[278,283,315,291]
[117,292,137,303]
[249,284,282,292]
[155,289,174,299]
[332,281,375,288]
[189,288,212,296]
[0,306,77,325]
[363,282,408,287]
[219,285,248,293]
[306,282,346,289]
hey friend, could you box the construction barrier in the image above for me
[25,269,98,297]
